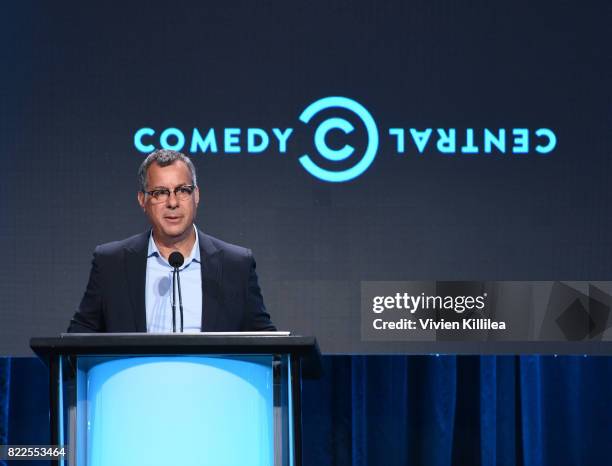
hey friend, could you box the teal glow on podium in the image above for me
[31,334,321,466]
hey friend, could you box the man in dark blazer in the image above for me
[68,149,275,333]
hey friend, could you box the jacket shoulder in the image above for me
[200,232,252,262]
[94,231,149,257]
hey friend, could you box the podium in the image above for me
[30,334,321,466]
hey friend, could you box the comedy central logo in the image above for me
[134,96,557,183]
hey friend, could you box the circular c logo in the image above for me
[298,97,379,182]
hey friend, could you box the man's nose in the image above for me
[166,191,180,207]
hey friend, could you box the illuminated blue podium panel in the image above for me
[31,334,321,466]
[78,355,273,466]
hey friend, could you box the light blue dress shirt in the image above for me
[145,226,202,333]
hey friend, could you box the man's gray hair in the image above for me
[138,149,198,192]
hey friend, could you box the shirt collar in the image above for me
[147,225,201,267]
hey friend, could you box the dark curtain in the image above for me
[301,355,612,466]
[1,355,611,466]
[0,358,9,445]
[0,358,49,466]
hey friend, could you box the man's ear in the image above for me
[194,186,200,207]
[137,191,146,211]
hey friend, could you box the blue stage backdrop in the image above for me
[2,1,612,355]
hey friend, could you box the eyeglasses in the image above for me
[143,185,195,203]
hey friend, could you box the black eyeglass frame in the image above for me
[142,185,196,201]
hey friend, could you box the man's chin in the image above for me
[156,225,193,242]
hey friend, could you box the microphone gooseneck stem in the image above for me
[171,268,177,333]
[176,268,184,332]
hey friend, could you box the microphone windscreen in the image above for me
[169,251,185,268]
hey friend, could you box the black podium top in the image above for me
[30,333,322,378]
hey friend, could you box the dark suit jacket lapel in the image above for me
[198,229,223,331]
[124,231,149,332]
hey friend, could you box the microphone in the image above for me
[169,252,185,332]
[169,251,184,268]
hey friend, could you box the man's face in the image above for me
[137,161,200,243]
